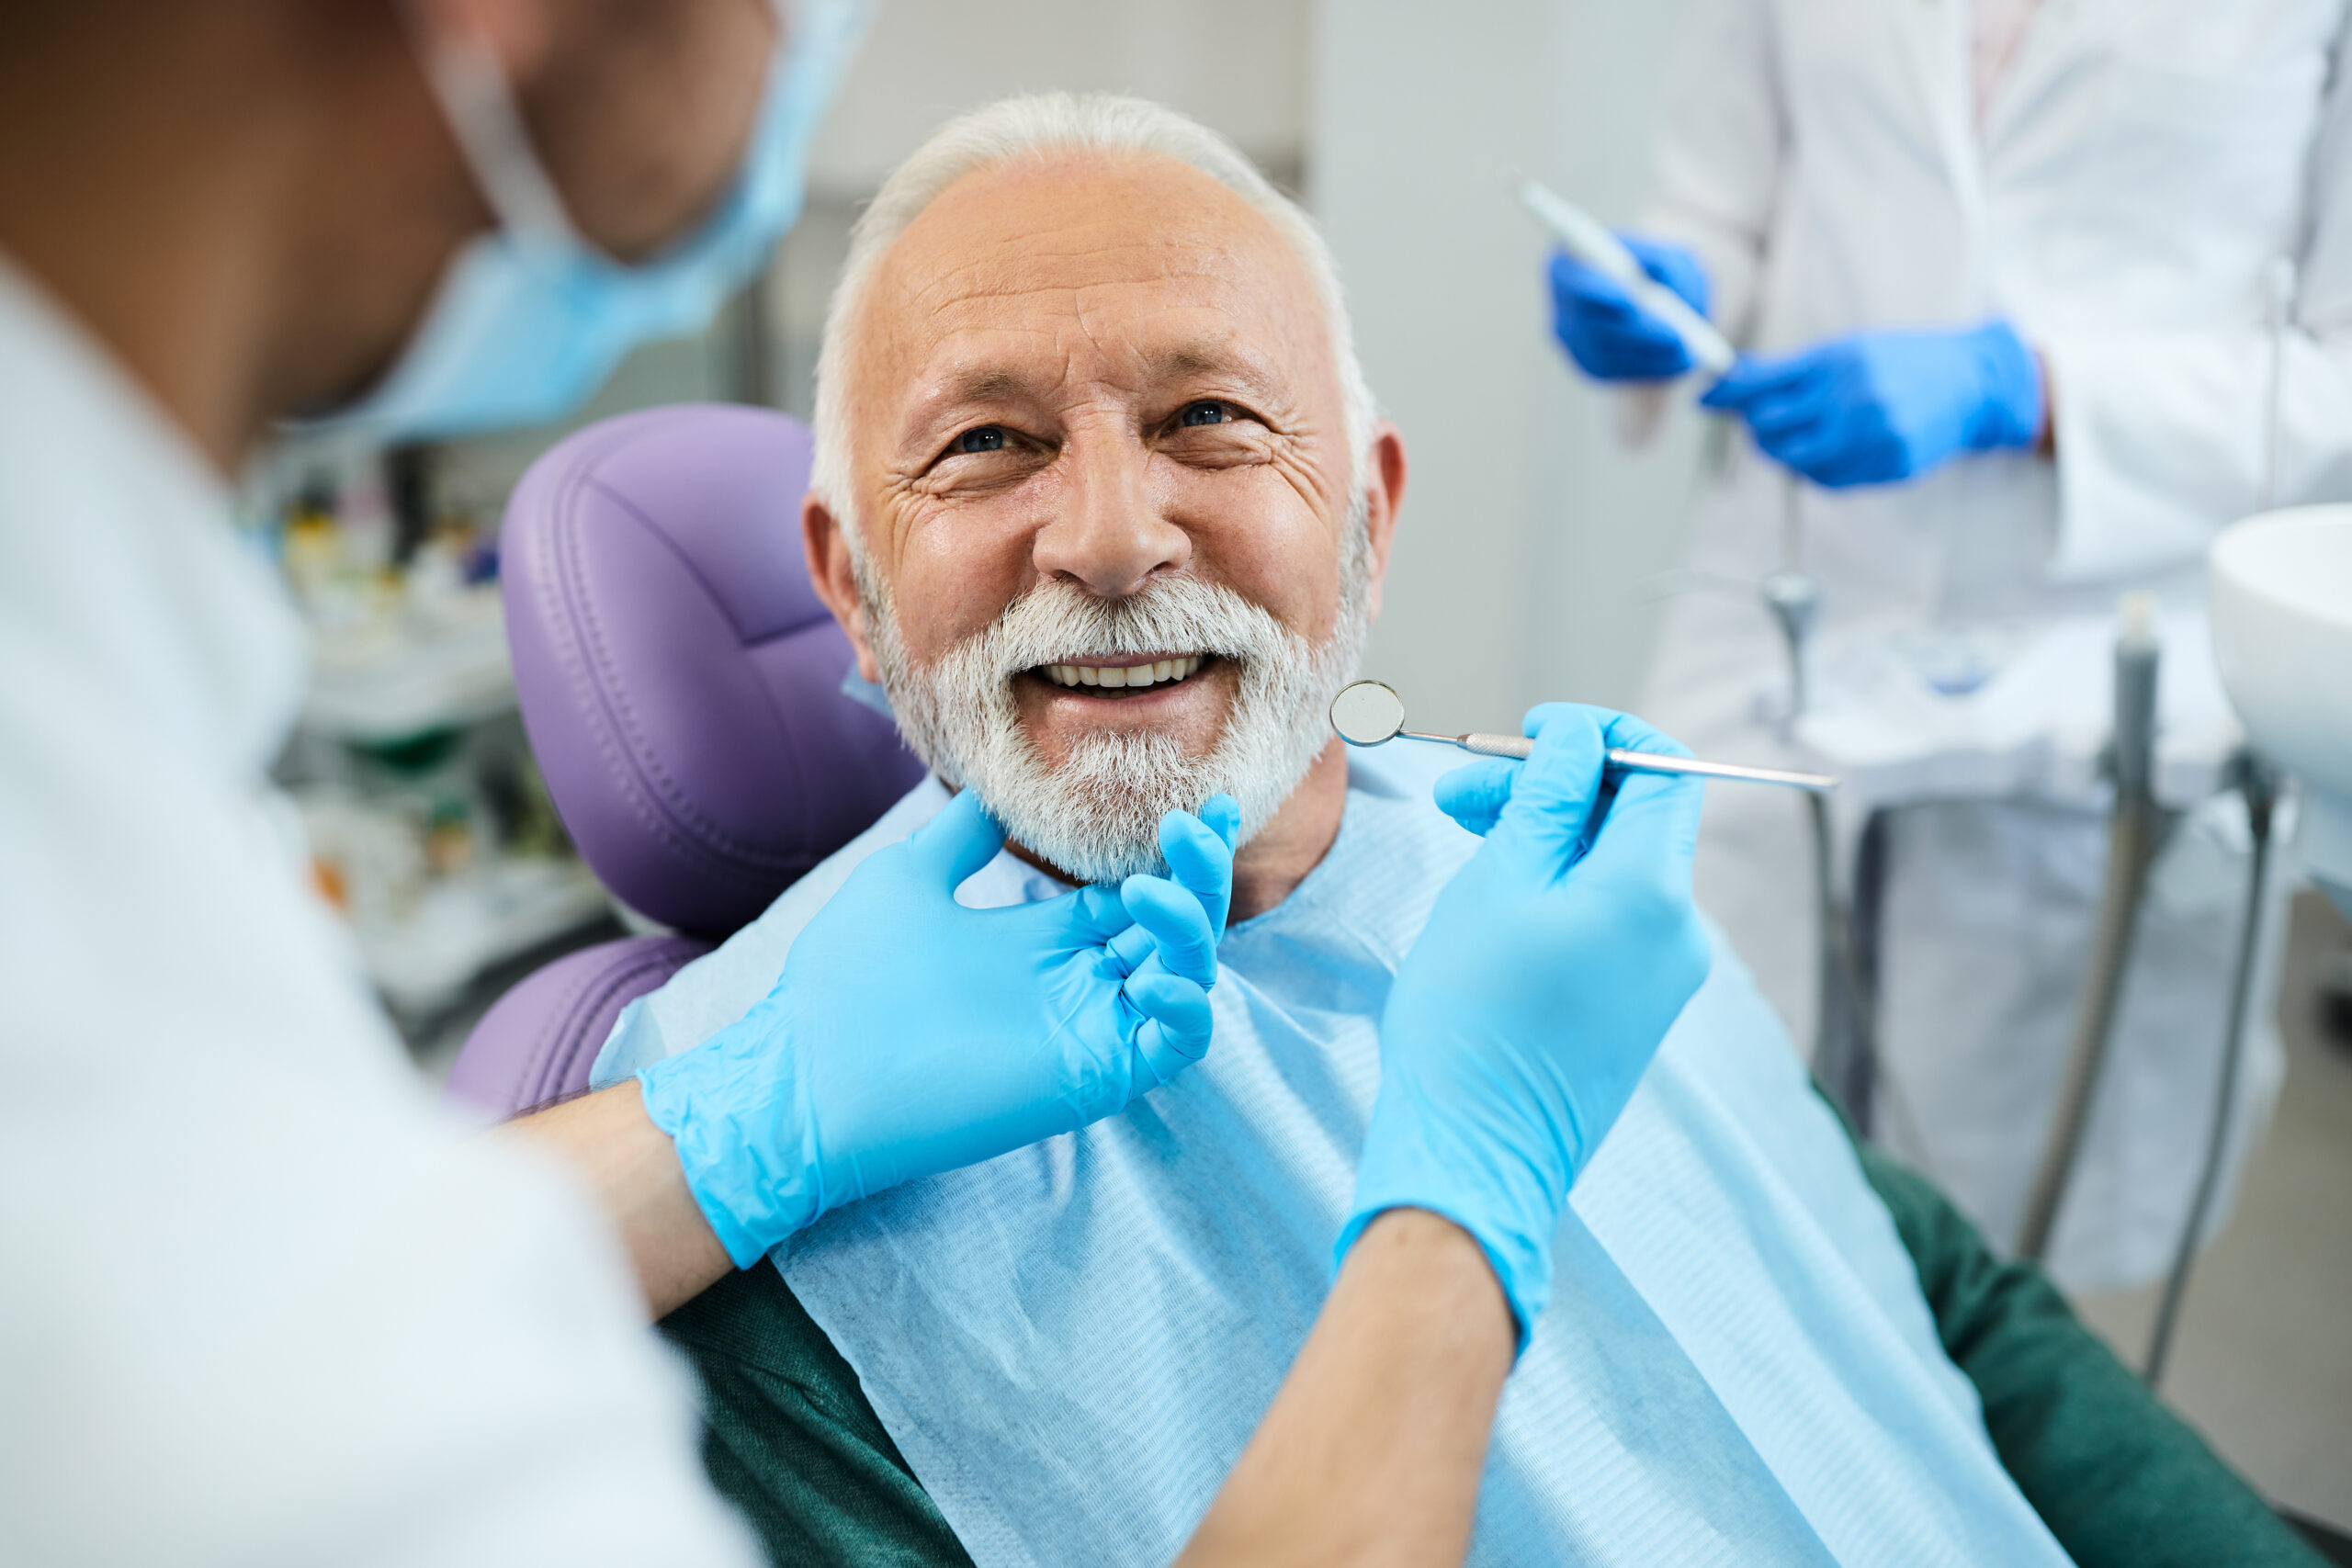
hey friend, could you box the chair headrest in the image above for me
[502,403,922,937]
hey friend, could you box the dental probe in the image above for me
[1330,681,1838,794]
[1517,180,1738,378]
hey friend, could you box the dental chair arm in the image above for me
[1850,1127,2326,1567]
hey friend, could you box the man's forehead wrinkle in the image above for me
[911,148,1275,249]
[885,156,1299,314]
[899,247,1258,333]
[870,245,1253,387]
[885,287,1290,410]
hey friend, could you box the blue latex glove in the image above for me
[1700,319,2043,488]
[1340,705,1710,1348]
[1547,235,1713,380]
[642,790,1239,1267]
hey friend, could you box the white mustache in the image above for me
[964,575,1297,684]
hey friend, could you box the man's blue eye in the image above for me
[956,427,1007,454]
[1181,401,1228,427]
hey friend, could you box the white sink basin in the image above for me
[2209,505,2352,918]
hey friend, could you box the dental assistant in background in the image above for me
[1547,0,2352,1289]
[0,4,1743,1563]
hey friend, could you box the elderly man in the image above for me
[596,95,2312,1568]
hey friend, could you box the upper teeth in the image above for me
[1043,655,1206,690]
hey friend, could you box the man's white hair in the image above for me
[808,90,1378,543]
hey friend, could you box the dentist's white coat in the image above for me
[0,262,760,1566]
[1633,0,2352,1288]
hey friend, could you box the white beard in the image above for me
[860,506,1372,886]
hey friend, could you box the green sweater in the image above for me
[660,1132,2321,1568]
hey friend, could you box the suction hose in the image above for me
[2133,255,2301,1350]
[2143,752,2278,1387]
[2017,594,2165,1263]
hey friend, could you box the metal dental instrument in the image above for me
[1330,682,1838,793]
[1517,179,1739,378]
[2018,592,2166,1265]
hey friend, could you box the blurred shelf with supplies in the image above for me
[242,312,775,1040]
[281,716,612,1022]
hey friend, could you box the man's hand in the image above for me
[1340,705,1710,1347]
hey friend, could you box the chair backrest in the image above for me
[502,402,921,937]
[448,403,922,1117]
[447,934,708,1120]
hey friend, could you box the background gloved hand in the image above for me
[1340,705,1710,1349]
[642,790,1239,1267]
[1547,235,1713,380]
[1701,319,2043,487]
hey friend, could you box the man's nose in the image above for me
[1030,441,1191,597]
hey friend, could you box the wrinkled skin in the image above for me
[803,152,1411,919]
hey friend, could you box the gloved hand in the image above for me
[1547,235,1713,380]
[1700,319,2043,487]
[643,790,1239,1267]
[1340,705,1710,1348]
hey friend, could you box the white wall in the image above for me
[1312,0,1706,727]
[805,0,1311,197]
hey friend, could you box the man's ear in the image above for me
[1360,421,1408,625]
[803,493,881,682]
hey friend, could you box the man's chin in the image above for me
[943,699,1237,884]
[995,829,1150,891]
[979,777,1198,888]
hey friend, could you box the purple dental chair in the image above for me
[444,403,922,1119]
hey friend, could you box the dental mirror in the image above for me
[1329,680,1838,794]
[1330,680,1410,748]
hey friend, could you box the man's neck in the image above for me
[1226,743,1351,923]
[1001,740,1352,924]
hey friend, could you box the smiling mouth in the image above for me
[1032,653,1213,694]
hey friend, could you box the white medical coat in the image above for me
[0,260,759,1564]
[1634,0,2352,1287]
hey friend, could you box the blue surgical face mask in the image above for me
[312,0,866,444]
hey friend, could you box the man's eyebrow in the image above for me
[895,365,1049,456]
[1144,343,1283,391]
[934,366,1038,406]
